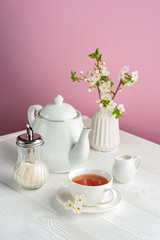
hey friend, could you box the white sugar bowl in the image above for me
[14,125,48,189]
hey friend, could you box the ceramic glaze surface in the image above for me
[56,185,122,213]
[89,108,120,152]
[68,168,116,206]
[32,115,83,172]
[27,95,90,173]
[112,155,142,184]
[39,95,77,121]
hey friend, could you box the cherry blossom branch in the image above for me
[96,82,101,99]
[112,79,123,100]
[71,49,138,119]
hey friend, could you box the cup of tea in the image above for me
[68,168,116,206]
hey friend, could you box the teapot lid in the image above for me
[38,95,78,121]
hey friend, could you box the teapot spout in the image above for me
[69,127,91,167]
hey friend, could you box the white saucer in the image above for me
[56,185,123,214]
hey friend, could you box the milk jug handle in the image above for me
[28,105,42,126]
[133,155,142,170]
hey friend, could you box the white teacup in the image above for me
[68,168,116,206]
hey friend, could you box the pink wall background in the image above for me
[0,0,160,144]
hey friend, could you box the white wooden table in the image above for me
[0,123,160,240]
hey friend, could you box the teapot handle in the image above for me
[133,155,142,170]
[28,105,42,127]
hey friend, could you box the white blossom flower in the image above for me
[96,99,101,103]
[88,87,92,92]
[106,81,111,87]
[118,104,125,112]
[101,69,110,76]
[99,84,110,93]
[73,203,83,214]
[99,103,103,107]
[93,72,101,81]
[101,93,111,100]
[88,86,96,92]
[75,195,86,205]
[80,70,83,75]
[87,71,91,76]
[99,81,111,93]
[88,77,97,86]
[126,82,134,87]
[100,65,107,70]
[118,72,125,80]
[121,66,130,73]
[64,200,74,210]
[102,62,106,65]
[84,78,88,82]
[131,70,138,82]
[95,69,99,74]
[107,100,117,111]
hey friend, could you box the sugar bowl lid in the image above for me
[38,95,78,121]
[16,125,44,148]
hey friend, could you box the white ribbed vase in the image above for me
[89,107,120,152]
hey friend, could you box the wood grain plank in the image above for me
[0,130,160,240]
[0,183,94,240]
[98,201,160,240]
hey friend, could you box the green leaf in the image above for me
[88,53,96,58]
[100,76,110,82]
[71,70,80,82]
[94,63,99,67]
[71,70,76,77]
[123,79,130,85]
[95,48,99,55]
[97,54,102,62]
[101,99,110,106]
[101,76,107,81]
[112,107,124,118]
[88,53,94,58]
[125,77,131,80]
[72,77,80,82]
[88,48,100,59]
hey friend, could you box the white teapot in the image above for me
[27,95,91,173]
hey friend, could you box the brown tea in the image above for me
[72,174,108,186]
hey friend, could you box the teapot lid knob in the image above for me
[54,95,64,105]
